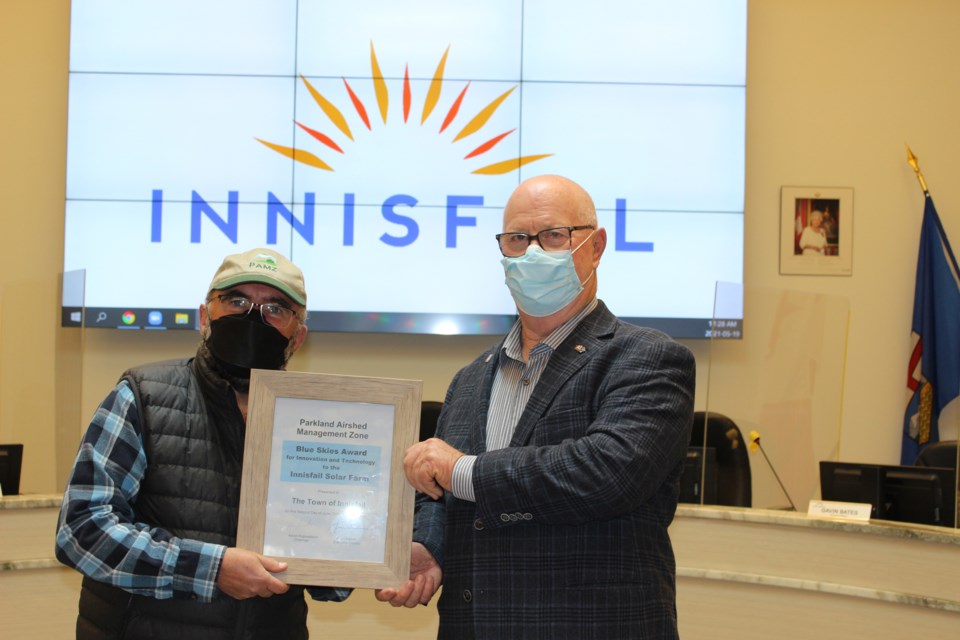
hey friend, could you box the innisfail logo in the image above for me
[256,43,552,175]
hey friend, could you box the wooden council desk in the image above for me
[3,497,959,638]
[672,504,960,638]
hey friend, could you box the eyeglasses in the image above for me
[211,294,299,328]
[495,225,595,257]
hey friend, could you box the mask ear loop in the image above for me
[571,229,598,287]
[572,229,597,254]
[579,269,596,288]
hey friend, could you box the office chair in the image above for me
[420,401,444,441]
[914,440,959,469]
[689,411,752,507]
[0,443,24,496]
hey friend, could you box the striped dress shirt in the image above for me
[450,299,598,501]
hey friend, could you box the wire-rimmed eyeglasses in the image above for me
[211,294,299,328]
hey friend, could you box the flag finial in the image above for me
[905,144,929,194]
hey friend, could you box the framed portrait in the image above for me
[779,186,854,276]
[236,369,422,589]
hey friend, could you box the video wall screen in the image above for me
[64,0,746,336]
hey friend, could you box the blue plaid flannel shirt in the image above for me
[55,381,350,603]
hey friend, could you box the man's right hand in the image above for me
[403,438,463,500]
[217,547,290,599]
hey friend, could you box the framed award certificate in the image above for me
[237,369,422,589]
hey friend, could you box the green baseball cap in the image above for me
[208,248,307,306]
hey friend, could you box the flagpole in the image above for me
[905,144,929,195]
[906,145,960,524]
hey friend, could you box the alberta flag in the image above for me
[901,194,960,464]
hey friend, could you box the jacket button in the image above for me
[473,519,484,530]
[462,589,473,602]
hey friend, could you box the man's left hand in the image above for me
[403,438,462,500]
[374,543,442,607]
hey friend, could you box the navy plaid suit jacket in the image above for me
[414,301,696,640]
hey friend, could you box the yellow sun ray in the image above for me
[472,154,554,175]
[255,138,333,171]
[422,46,450,125]
[299,74,353,141]
[259,46,552,176]
[370,42,389,124]
[453,86,516,142]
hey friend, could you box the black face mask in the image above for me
[206,314,292,371]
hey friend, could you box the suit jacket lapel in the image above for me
[471,344,503,454]
[508,302,618,447]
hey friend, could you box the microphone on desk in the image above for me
[725,428,741,448]
[748,430,797,511]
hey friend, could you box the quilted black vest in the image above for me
[75,358,308,640]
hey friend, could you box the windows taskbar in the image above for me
[61,307,198,330]
[61,307,742,339]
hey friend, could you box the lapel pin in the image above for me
[574,345,586,353]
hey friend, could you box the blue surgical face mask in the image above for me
[500,232,595,317]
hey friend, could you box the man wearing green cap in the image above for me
[56,248,347,639]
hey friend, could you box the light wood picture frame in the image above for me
[237,369,422,589]
[779,186,854,276]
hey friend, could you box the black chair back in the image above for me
[420,401,444,441]
[914,440,959,468]
[689,411,752,507]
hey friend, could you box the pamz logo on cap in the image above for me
[249,254,279,272]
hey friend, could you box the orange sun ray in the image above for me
[440,83,470,134]
[464,128,516,159]
[472,154,554,175]
[342,78,371,130]
[403,65,411,123]
[453,86,516,142]
[299,74,353,141]
[421,46,450,125]
[370,41,389,124]
[261,45,551,176]
[255,138,334,171]
[294,121,344,153]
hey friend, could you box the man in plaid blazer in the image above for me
[378,175,696,639]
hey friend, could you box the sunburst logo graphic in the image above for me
[256,43,552,176]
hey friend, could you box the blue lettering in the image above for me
[614,198,654,252]
[267,192,315,244]
[191,191,238,243]
[445,195,483,248]
[343,193,355,246]
[380,194,418,247]
[157,191,643,251]
[151,189,163,242]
